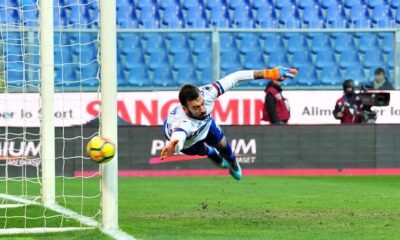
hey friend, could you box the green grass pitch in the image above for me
[2,176,400,240]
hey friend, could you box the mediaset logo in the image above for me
[149,138,257,164]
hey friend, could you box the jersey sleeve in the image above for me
[169,119,191,151]
[200,70,255,99]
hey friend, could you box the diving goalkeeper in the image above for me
[161,67,298,180]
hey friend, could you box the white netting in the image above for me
[0,0,103,233]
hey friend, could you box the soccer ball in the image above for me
[86,136,115,164]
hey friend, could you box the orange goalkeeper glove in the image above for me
[263,66,298,81]
[160,139,179,160]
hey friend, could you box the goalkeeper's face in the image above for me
[184,96,207,120]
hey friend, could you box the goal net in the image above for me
[0,0,122,236]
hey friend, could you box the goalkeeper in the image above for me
[161,67,297,180]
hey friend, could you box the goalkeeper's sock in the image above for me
[220,141,235,163]
[207,146,226,168]
[220,141,242,180]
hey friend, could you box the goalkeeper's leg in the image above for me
[214,137,242,180]
[206,145,228,169]
[204,120,242,180]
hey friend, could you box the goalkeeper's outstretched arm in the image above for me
[212,67,297,97]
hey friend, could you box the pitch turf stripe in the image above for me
[75,168,400,177]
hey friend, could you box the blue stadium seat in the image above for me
[55,64,79,86]
[221,51,241,69]
[197,66,213,85]
[296,66,319,86]
[228,0,246,10]
[152,66,175,87]
[320,66,342,86]
[182,0,201,10]
[254,5,277,28]
[159,0,177,10]
[125,66,151,87]
[142,33,165,54]
[6,63,24,87]
[137,6,159,28]
[78,63,99,87]
[367,0,384,9]
[172,51,193,69]
[5,45,22,63]
[251,0,269,10]
[358,34,378,53]
[185,7,207,28]
[118,33,140,52]
[117,66,129,87]
[277,6,301,28]
[310,33,331,53]
[298,0,316,10]
[205,0,224,10]
[363,49,384,69]
[0,8,19,25]
[54,46,73,65]
[160,7,183,28]
[315,50,336,69]
[219,33,236,50]
[237,33,259,53]
[195,51,212,69]
[174,66,197,85]
[68,32,97,45]
[21,0,38,27]
[275,0,291,9]
[325,5,348,28]
[123,50,146,69]
[148,50,169,70]
[281,77,298,86]
[343,65,366,84]
[333,33,355,53]
[344,0,363,9]
[371,4,393,28]
[208,6,230,27]
[291,51,312,69]
[117,7,136,28]
[64,5,89,28]
[242,51,264,69]
[387,51,394,68]
[166,33,189,54]
[261,34,283,54]
[392,0,400,9]
[231,6,253,28]
[320,0,337,9]
[286,34,307,54]
[266,51,289,68]
[85,0,99,28]
[396,8,400,26]
[381,33,394,53]
[190,33,211,54]
[348,5,371,28]
[338,50,359,69]
[73,46,97,65]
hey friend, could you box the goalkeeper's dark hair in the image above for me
[179,84,200,107]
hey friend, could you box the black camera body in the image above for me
[354,85,390,123]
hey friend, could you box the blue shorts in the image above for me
[180,120,225,156]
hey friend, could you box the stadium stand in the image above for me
[0,0,397,89]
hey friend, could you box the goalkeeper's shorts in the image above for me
[181,119,225,156]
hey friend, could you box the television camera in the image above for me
[353,84,390,123]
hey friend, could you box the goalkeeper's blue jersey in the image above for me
[163,81,225,150]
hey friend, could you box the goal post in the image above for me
[99,0,119,231]
[40,0,55,207]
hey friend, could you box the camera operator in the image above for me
[333,79,362,124]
